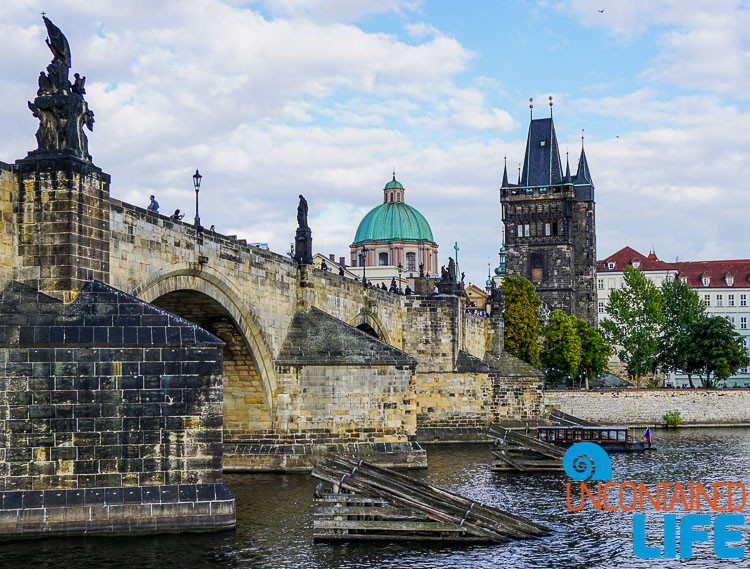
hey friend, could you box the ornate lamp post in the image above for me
[193,169,202,227]
[360,247,367,288]
[397,263,403,294]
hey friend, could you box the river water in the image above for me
[2,427,749,568]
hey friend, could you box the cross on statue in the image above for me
[454,242,459,283]
[41,11,46,17]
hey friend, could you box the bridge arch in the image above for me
[132,264,276,438]
[351,310,391,345]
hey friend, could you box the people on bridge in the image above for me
[147,195,159,213]
[170,209,184,221]
[209,224,215,231]
[339,267,345,276]
[320,260,328,271]
[404,285,412,295]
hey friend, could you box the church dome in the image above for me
[352,176,434,245]
[353,202,434,244]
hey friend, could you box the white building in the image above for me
[597,247,750,387]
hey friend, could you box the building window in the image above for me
[598,301,604,314]
[379,252,389,266]
[598,278,604,290]
[742,294,748,307]
[729,294,735,306]
[704,294,711,306]
[727,276,735,286]
[680,277,688,284]
[717,294,723,307]
[632,261,640,269]
[545,223,551,236]
[608,278,615,289]
[517,225,523,238]
[741,317,747,330]
[702,276,710,286]
[524,224,530,237]
[406,252,416,272]
[608,262,615,271]
[728,316,735,326]
[552,221,558,235]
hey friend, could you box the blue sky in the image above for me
[1,0,749,286]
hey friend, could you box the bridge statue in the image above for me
[294,194,313,264]
[27,16,95,162]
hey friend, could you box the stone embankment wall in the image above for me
[0,163,17,287]
[546,389,750,426]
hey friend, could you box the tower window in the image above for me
[517,225,523,238]
[379,252,389,266]
[390,192,394,202]
[552,221,558,235]
[545,223,551,236]
[524,224,530,237]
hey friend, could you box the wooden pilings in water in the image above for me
[548,409,598,426]
[486,424,564,472]
[311,455,550,543]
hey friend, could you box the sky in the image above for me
[1,0,749,287]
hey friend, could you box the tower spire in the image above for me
[529,97,533,120]
[549,95,553,118]
[501,155,509,187]
[564,149,571,182]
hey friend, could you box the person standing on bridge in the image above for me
[147,195,159,213]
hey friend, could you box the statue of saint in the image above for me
[297,195,309,229]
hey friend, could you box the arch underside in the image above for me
[151,290,273,439]
[133,267,277,441]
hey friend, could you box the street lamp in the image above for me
[193,169,202,227]
[360,247,367,288]
[397,263,403,294]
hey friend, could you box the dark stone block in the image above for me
[141,486,159,502]
[159,485,178,503]
[21,491,43,508]
[43,490,66,507]
[84,488,106,504]
[215,484,235,501]
[105,488,123,504]
[196,484,216,502]
[3,491,22,509]
[123,487,142,503]
[178,485,197,502]
[66,489,85,506]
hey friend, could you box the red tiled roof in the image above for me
[673,260,750,288]
[466,284,487,296]
[596,246,674,272]
[597,247,750,289]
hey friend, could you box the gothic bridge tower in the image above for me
[500,104,597,326]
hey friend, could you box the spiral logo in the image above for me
[563,442,612,481]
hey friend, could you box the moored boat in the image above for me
[537,425,654,452]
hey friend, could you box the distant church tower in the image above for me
[500,100,597,326]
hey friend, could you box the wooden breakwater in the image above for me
[486,424,564,472]
[311,455,551,543]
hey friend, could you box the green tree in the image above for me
[574,317,613,390]
[541,310,582,386]
[658,277,706,386]
[502,274,542,368]
[684,316,750,387]
[600,266,664,387]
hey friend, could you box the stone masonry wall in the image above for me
[546,389,750,426]
[0,162,17,288]
[415,372,493,431]
[402,295,461,372]
[16,157,111,301]
[0,281,235,537]
[274,365,416,444]
[463,313,492,360]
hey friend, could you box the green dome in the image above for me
[384,179,404,190]
[353,202,435,245]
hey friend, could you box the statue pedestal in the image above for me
[294,227,312,265]
[436,281,463,296]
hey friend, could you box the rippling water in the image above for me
[2,428,749,568]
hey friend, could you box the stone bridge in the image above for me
[0,157,544,471]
